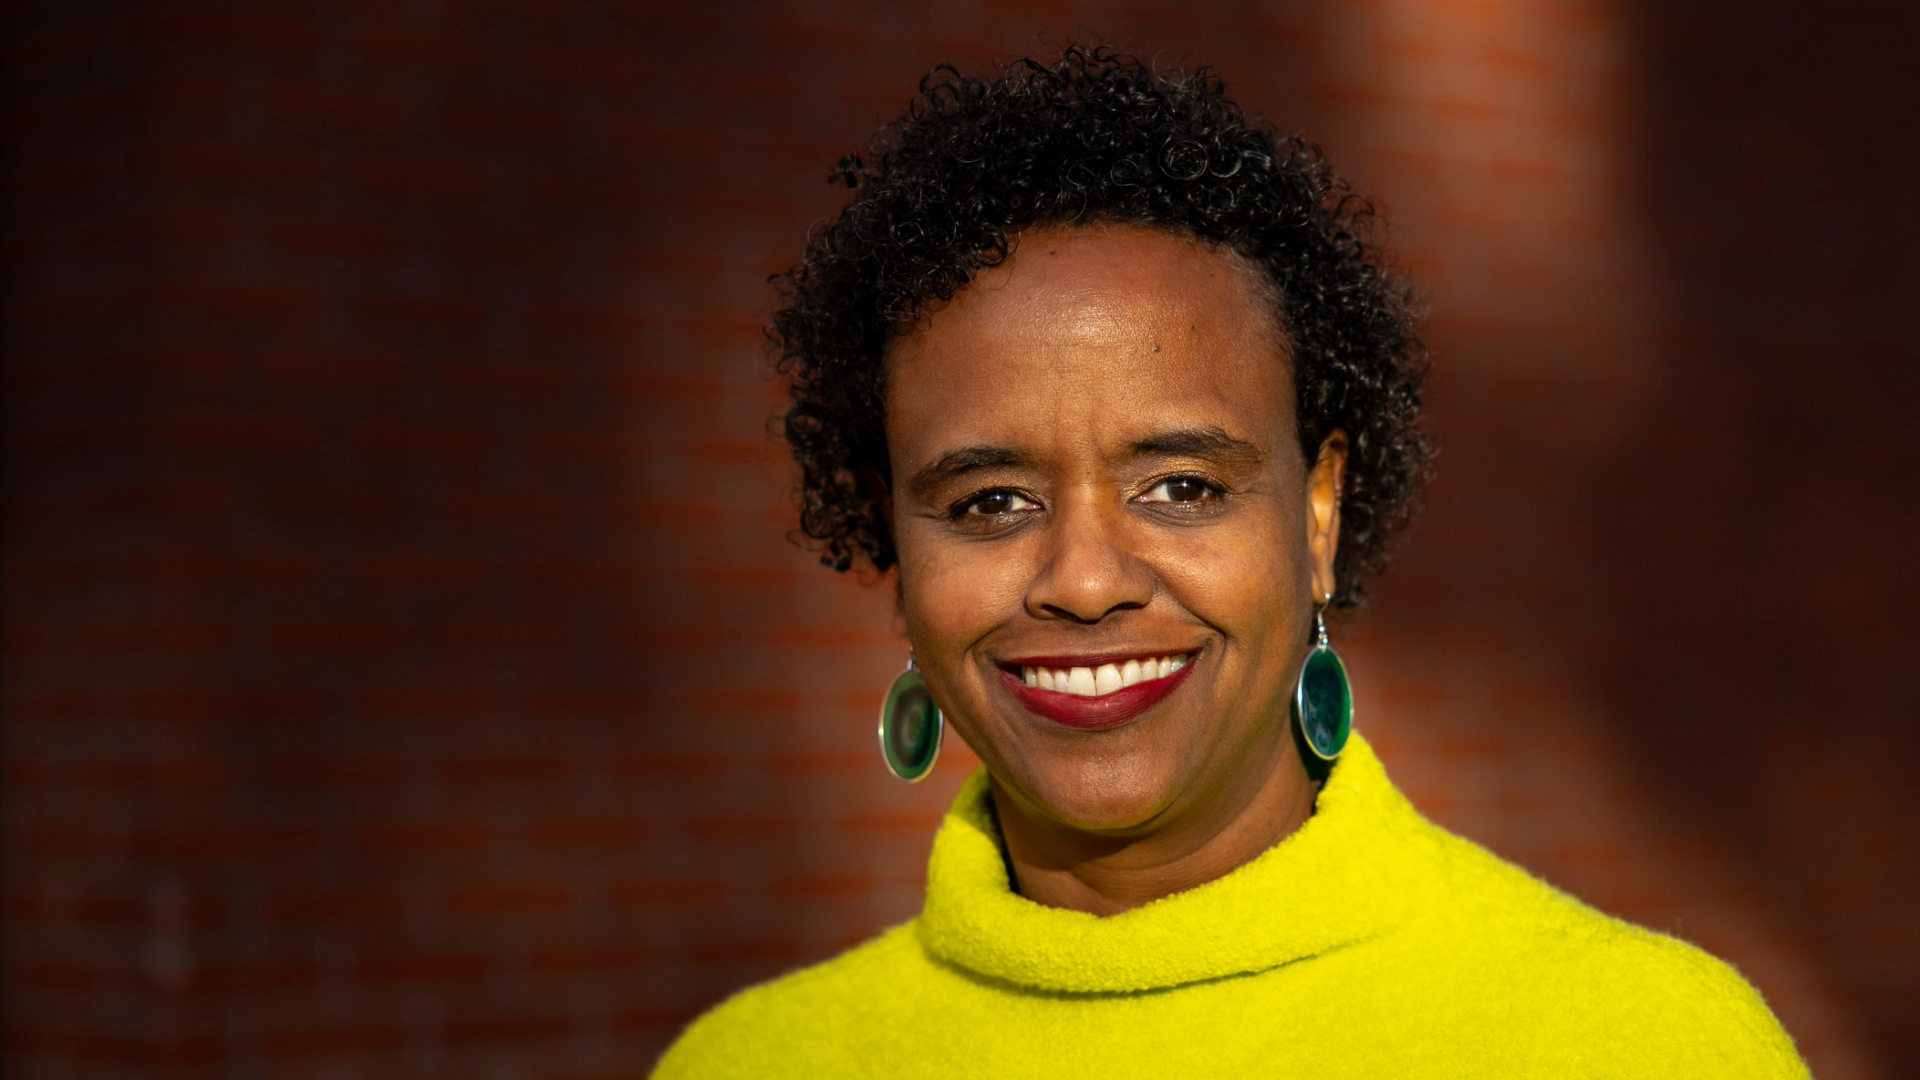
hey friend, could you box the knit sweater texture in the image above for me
[653,735,1809,1077]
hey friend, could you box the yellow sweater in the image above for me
[653,736,1808,1077]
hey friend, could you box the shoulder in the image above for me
[649,923,926,1080]
[1421,830,1809,1076]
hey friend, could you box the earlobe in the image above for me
[1307,431,1348,604]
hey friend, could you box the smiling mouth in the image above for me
[1018,654,1191,696]
[999,652,1198,730]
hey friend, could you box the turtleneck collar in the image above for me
[915,734,1444,993]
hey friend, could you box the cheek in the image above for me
[1152,511,1305,622]
[896,527,1035,655]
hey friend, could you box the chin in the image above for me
[1019,751,1186,834]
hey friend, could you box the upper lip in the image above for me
[998,649,1198,669]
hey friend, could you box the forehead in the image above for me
[883,224,1296,466]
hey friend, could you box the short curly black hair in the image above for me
[771,46,1434,608]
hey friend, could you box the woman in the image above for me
[655,48,1807,1077]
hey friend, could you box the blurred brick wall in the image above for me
[3,2,1913,1078]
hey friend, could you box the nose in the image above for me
[1024,489,1154,623]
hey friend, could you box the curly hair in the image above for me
[770,46,1434,608]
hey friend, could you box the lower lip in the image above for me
[1000,661,1197,731]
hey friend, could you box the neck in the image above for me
[988,739,1322,916]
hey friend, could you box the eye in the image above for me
[1138,476,1221,504]
[958,489,1040,517]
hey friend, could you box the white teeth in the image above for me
[1021,654,1192,697]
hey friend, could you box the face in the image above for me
[885,224,1344,838]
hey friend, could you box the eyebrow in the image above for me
[1126,426,1265,467]
[906,427,1263,501]
[906,446,1040,501]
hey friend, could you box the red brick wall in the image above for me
[4,2,1914,1077]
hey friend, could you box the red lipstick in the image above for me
[999,659,1196,731]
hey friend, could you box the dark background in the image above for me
[4,1,1915,1077]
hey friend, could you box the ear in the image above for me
[1306,430,1347,606]
[861,464,895,532]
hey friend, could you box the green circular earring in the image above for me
[1291,607,1353,761]
[879,660,943,783]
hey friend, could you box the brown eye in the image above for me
[1139,476,1218,504]
[963,490,1039,516]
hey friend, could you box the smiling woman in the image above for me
[652,47,1809,1078]
[885,225,1339,914]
